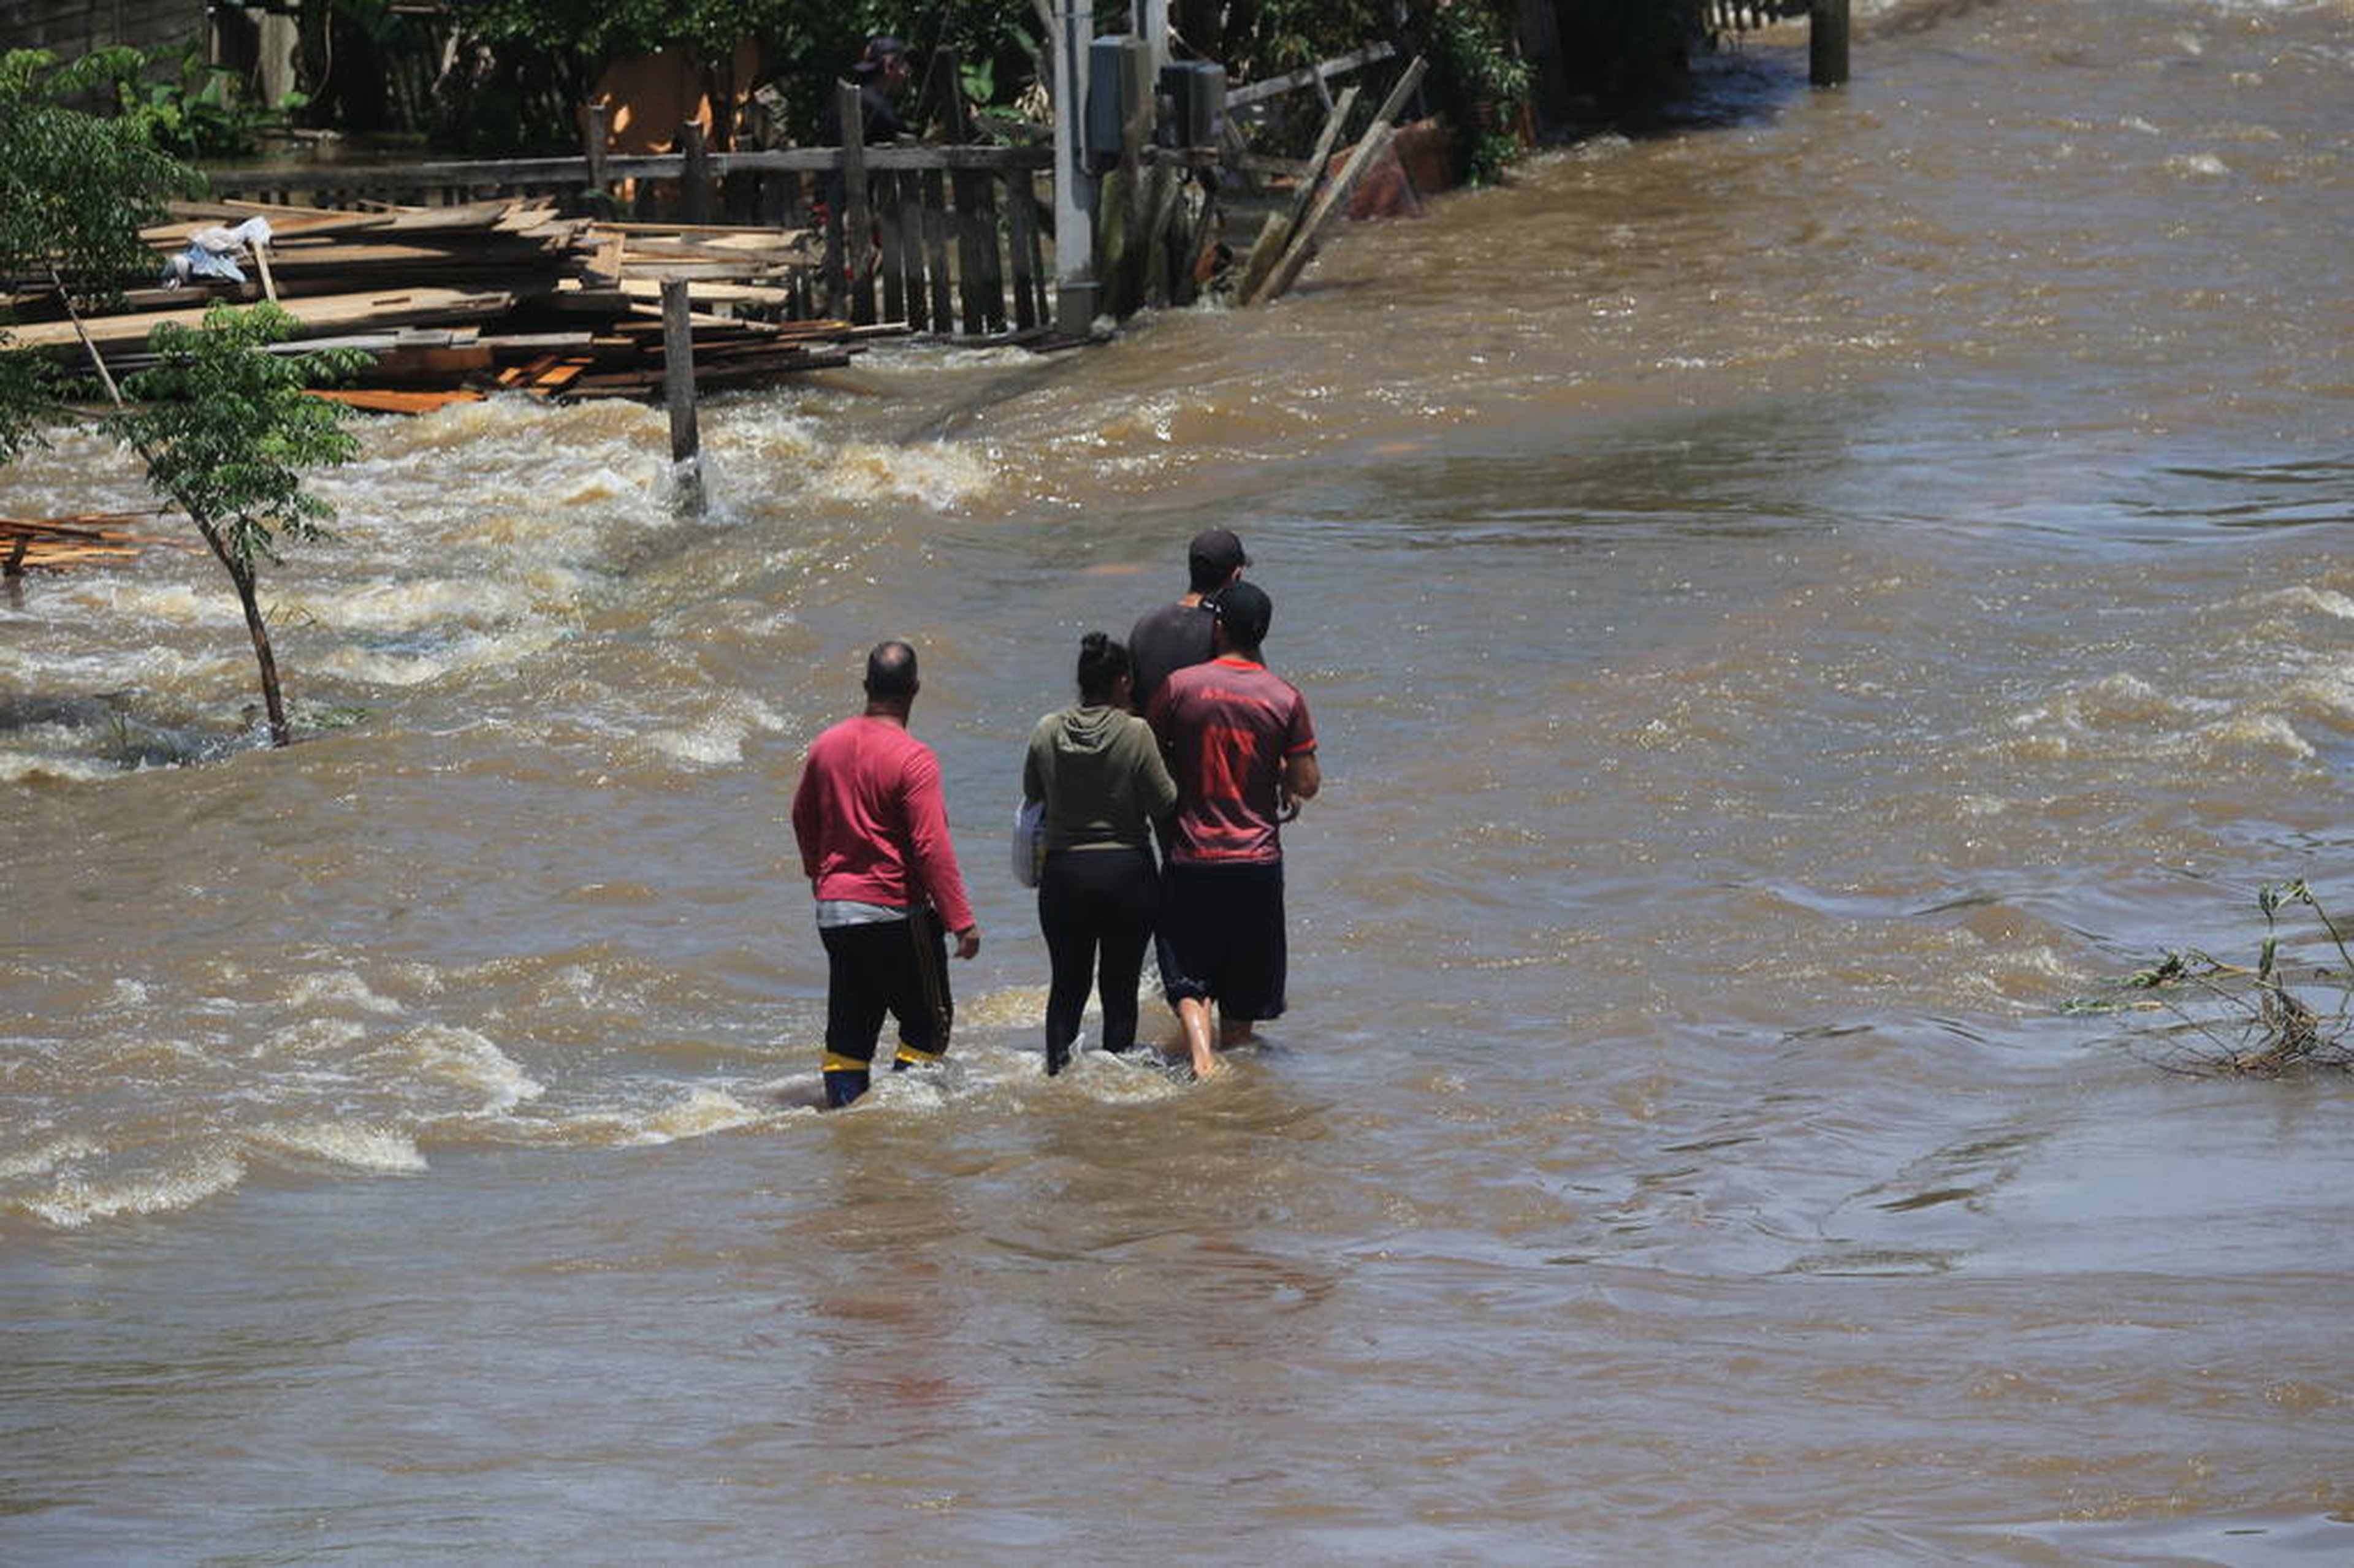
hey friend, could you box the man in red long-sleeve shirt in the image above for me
[791,641,981,1108]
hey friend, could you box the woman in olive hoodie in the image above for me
[1022,632,1179,1074]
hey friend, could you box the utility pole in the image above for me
[1053,0,1099,336]
[1135,0,1170,78]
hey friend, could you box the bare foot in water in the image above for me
[1176,997,1224,1083]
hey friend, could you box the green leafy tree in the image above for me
[444,0,1049,143]
[0,47,204,460]
[109,304,365,748]
[5,51,360,750]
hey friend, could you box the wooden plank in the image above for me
[307,388,487,414]
[921,168,955,335]
[1,517,107,541]
[1282,85,1363,243]
[877,169,907,326]
[893,172,930,331]
[840,83,875,326]
[373,344,496,375]
[981,170,1010,332]
[682,121,714,226]
[5,289,518,355]
[618,300,799,334]
[587,219,813,238]
[2,509,192,573]
[951,170,998,335]
[1226,43,1396,109]
[1005,170,1041,332]
[532,357,593,390]
[610,277,802,307]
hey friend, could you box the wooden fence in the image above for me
[204,141,1058,338]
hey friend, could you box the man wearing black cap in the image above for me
[818,36,914,233]
[1127,528,1247,714]
[823,35,913,145]
[1145,580,1320,1079]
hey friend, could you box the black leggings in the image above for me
[1036,847,1159,1073]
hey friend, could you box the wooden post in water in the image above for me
[839,83,875,324]
[1810,0,1851,87]
[661,278,704,517]
[584,103,611,212]
[682,120,712,225]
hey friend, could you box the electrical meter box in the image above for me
[1157,62,1227,149]
[1086,36,1146,165]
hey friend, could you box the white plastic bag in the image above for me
[1011,799,1045,888]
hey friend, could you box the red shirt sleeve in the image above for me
[899,745,975,933]
[790,757,821,881]
[1284,689,1316,755]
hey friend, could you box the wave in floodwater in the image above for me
[0,956,1190,1228]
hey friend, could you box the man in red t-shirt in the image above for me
[791,641,980,1108]
[1146,581,1320,1078]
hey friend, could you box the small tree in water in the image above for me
[7,51,359,752]
[108,303,364,748]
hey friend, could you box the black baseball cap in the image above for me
[1188,528,1249,576]
[856,36,908,72]
[1209,580,1273,646]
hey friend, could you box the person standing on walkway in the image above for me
[1022,632,1178,1076]
[791,640,980,1108]
[1128,528,1247,714]
[1146,582,1319,1079]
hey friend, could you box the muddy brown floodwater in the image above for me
[5,2,2352,1562]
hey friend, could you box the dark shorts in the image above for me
[1155,860,1287,1022]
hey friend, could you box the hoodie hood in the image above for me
[1054,702,1126,756]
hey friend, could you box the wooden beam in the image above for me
[1225,43,1397,110]
[1245,56,1428,307]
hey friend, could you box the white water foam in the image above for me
[283,970,407,1017]
[18,1147,247,1228]
[247,1121,430,1173]
[642,690,791,769]
[392,1024,547,1117]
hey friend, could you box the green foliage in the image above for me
[110,303,365,573]
[451,0,769,55]
[104,38,308,162]
[1,48,208,459]
[1224,0,1395,79]
[0,340,49,467]
[1415,0,1533,183]
[0,50,207,300]
[446,0,1057,143]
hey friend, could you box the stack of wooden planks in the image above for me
[1,197,892,411]
[2,512,192,576]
